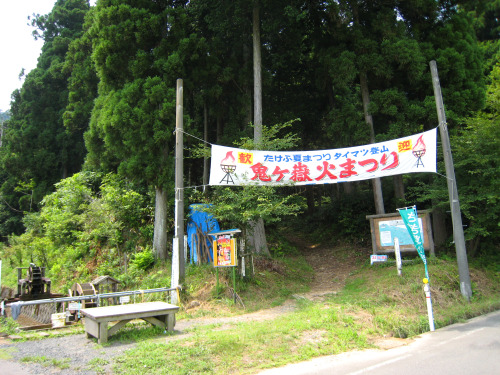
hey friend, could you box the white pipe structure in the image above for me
[394,237,402,276]
[423,278,435,331]
[4,286,180,308]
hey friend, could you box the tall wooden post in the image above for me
[360,71,385,215]
[172,79,184,305]
[253,3,262,143]
[430,61,472,301]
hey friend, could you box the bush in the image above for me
[132,247,156,271]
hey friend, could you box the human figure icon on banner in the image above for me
[412,135,426,168]
[220,151,236,184]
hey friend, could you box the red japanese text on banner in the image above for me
[209,129,437,186]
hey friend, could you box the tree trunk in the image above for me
[203,101,209,187]
[246,217,270,255]
[343,181,356,195]
[393,174,405,201]
[432,206,448,250]
[306,186,315,215]
[216,113,223,143]
[253,3,263,144]
[250,2,269,257]
[359,71,385,215]
[153,186,168,260]
[243,43,253,128]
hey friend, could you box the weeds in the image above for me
[21,355,71,369]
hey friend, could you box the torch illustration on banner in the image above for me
[220,151,236,184]
[412,135,426,168]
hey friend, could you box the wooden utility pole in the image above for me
[203,102,209,188]
[172,79,185,304]
[430,60,472,301]
[253,3,262,144]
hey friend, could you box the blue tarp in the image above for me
[186,204,220,263]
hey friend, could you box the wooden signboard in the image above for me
[366,210,435,255]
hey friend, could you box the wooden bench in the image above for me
[81,301,179,344]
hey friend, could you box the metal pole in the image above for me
[216,267,220,297]
[423,278,435,331]
[172,78,185,305]
[5,287,179,307]
[233,267,236,303]
[429,61,472,301]
[394,238,402,276]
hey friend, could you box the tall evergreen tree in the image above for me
[85,0,193,259]
[0,0,90,237]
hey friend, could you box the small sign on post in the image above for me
[208,229,241,301]
[213,235,237,267]
[120,296,130,304]
[370,254,388,265]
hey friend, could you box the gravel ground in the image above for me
[1,332,137,374]
[0,301,299,375]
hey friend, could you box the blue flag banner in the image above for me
[398,206,429,279]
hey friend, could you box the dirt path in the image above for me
[293,236,369,299]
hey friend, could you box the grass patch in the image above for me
[112,249,500,374]
[0,317,20,336]
[4,240,500,374]
[102,322,173,344]
[179,254,313,318]
[21,355,71,369]
[0,347,17,360]
[87,357,110,374]
[113,301,371,375]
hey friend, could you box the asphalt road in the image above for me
[258,309,500,375]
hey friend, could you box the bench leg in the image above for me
[167,313,176,331]
[98,321,108,344]
[108,319,132,338]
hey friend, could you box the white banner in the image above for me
[209,128,437,186]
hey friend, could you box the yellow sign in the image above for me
[213,236,237,267]
[398,139,412,152]
[238,152,253,164]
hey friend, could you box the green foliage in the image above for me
[195,185,303,232]
[189,120,304,235]
[1,0,498,288]
[0,0,90,222]
[131,247,155,271]
[0,317,20,336]
[236,120,301,151]
[20,356,70,370]
[411,57,500,256]
[2,172,152,289]
[452,63,500,253]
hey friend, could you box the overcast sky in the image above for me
[0,0,95,112]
